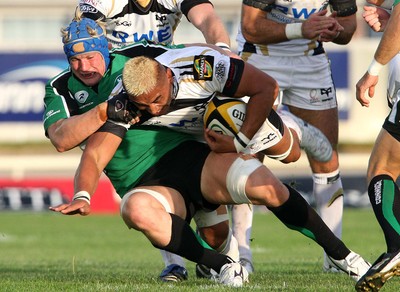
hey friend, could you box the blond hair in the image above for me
[123,56,162,97]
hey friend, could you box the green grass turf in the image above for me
[0,209,399,291]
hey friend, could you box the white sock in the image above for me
[218,227,240,262]
[313,169,344,269]
[231,204,254,263]
[160,250,186,268]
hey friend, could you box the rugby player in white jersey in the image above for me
[355,0,400,290]
[77,0,248,279]
[237,0,357,273]
[78,0,335,277]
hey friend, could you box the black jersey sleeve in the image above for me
[113,41,170,59]
[97,121,128,139]
[181,0,213,20]
[243,0,276,12]
[221,58,245,97]
[330,0,357,17]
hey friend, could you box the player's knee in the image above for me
[226,156,263,204]
[120,193,153,230]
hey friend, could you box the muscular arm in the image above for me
[232,62,278,142]
[375,3,400,65]
[240,5,339,44]
[49,126,123,216]
[187,3,231,46]
[332,13,356,44]
[74,131,122,195]
[355,3,400,106]
[47,102,108,152]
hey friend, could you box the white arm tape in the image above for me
[368,59,384,76]
[73,190,91,205]
[233,132,251,153]
[215,42,231,51]
[285,23,303,40]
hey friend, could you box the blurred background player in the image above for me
[355,0,400,291]
[77,0,254,279]
[236,0,357,272]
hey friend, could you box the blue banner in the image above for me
[0,53,68,122]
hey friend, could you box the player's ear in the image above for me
[166,67,173,80]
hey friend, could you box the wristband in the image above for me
[215,42,231,52]
[73,190,91,205]
[285,23,303,40]
[367,59,384,76]
[233,132,251,153]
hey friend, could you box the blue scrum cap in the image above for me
[63,18,110,68]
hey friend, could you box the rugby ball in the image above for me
[203,97,246,137]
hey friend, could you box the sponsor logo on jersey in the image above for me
[79,4,98,14]
[75,90,89,103]
[113,26,172,44]
[215,61,226,82]
[156,14,168,27]
[274,5,318,19]
[193,55,214,81]
[116,20,132,27]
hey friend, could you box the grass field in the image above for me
[1,209,399,292]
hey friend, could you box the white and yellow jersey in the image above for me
[138,46,244,140]
[79,0,211,47]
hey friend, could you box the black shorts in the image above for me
[136,140,219,222]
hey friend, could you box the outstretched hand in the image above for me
[49,199,91,216]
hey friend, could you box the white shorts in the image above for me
[242,53,337,110]
[387,54,400,106]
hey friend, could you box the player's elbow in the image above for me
[241,25,260,44]
[50,139,72,153]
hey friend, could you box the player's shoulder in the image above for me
[47,68,72,88]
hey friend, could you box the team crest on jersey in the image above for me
[193,55,214,81]
[75,90,89,103]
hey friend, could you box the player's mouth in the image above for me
[80,72,96,79]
